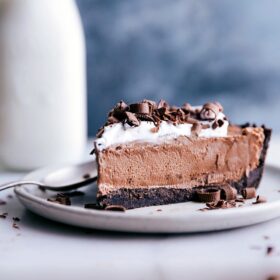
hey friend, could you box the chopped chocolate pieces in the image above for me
[253,195,267,204]
[84,203,104,210]
[220,185,237,201]
[47,193,71,206]
[195,188,221,203]
[105,205,126,212]
[241,187,256,199]
[125,111,140,126]
[0,212,8,219]
[0,199,7,205]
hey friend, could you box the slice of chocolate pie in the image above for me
[93,100,271,209]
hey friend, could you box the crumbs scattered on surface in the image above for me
[0,212,8,219]
[0,199,7,205]
[47,193,71,205]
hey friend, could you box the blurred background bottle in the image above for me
[0,0,87,170]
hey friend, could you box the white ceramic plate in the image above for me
[15,164,280,233]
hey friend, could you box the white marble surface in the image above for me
[0,137,280,280]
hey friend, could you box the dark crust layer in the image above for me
[97,125,272,209]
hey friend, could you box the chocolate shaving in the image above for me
[199,199,237,211]
[220,185,237,201]
[241,187,256,199]
[95,100,227,139]
[105,205,126,212]
[158,99,169,109]
[125,112,140,126]
[253,195,267,204]
[47,193,71,206]
[195,188,221,203]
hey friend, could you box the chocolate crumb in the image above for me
[105,205,126,212]
[0,199,7,205]
[199,199,237,211]
[12,223,19,229]
[7,194,13,199]
[0,212,8,219]
[156,209,162,212]
[83,173,91,179]
[12,217,20,222]
[253,195,267,204]
[266,246,274,256]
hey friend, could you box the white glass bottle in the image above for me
[0,0,87,170]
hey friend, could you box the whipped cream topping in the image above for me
[95,109,229,150]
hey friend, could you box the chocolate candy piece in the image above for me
[241,187,256,199]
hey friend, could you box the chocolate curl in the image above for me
[158,99,169,109]
[241,187,256,199]
[200,102,220,120]
[130,102,151,115]
[195,188,221,203]
[220,185,237,201]
[125,112,140,126]
[105,205,126,212]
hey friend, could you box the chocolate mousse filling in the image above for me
[93,100,272,209]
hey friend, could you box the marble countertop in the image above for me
[0,137,280,280]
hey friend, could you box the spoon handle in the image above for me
[0,181,43,192]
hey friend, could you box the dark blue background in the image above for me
[76,0,280,136]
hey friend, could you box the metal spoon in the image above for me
[0,161,97,192]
